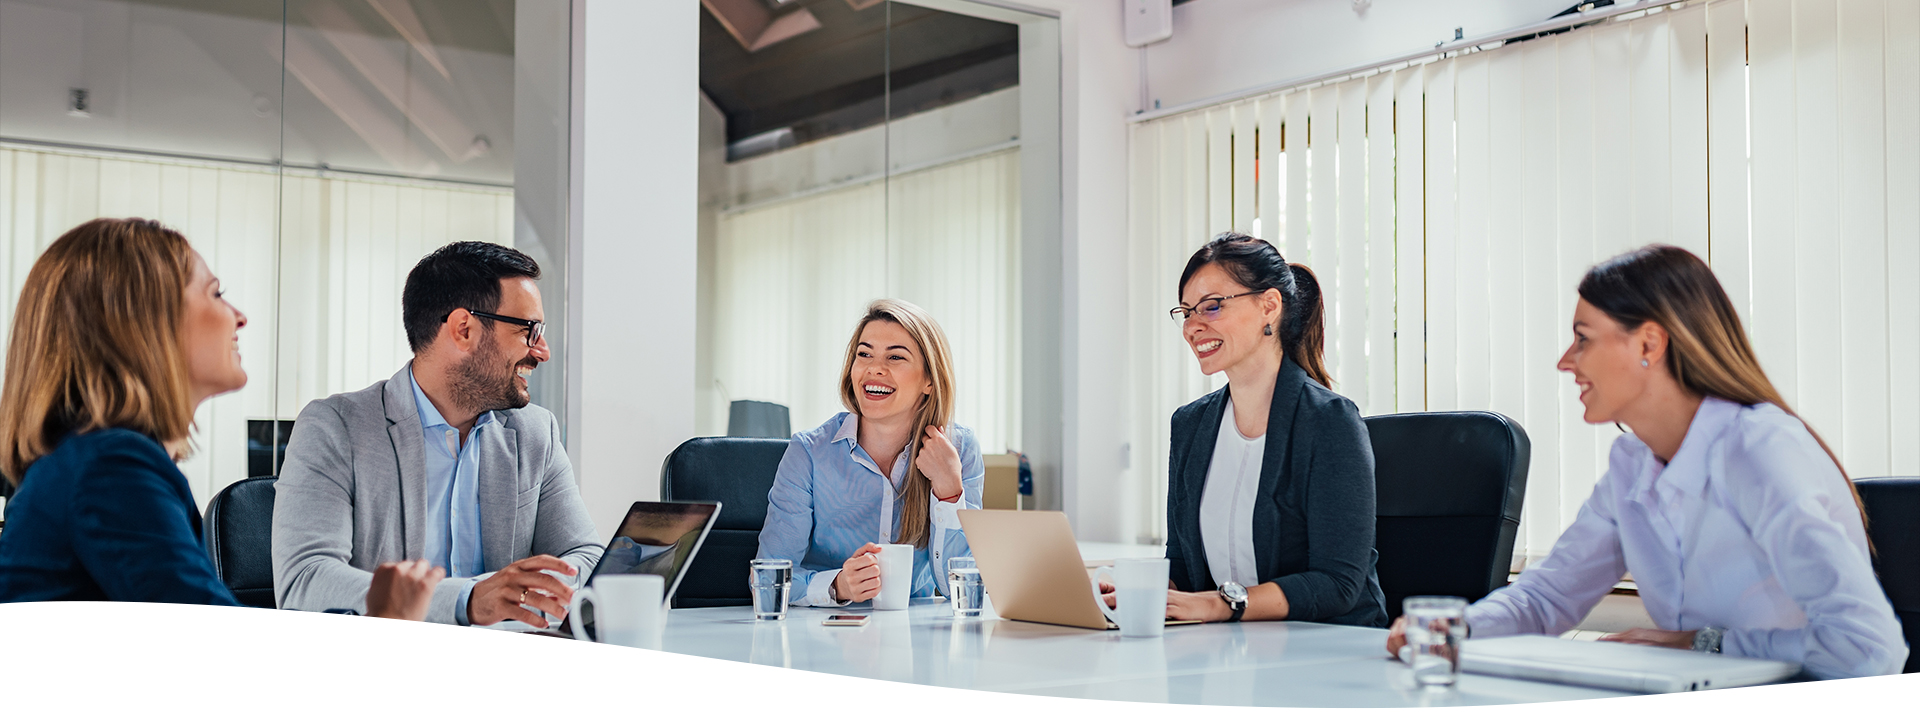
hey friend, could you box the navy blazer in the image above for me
[1166,357,1388,627]
[0,428,239,606]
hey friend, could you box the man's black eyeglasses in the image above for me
[455,310,546,348]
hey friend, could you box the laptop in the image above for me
[502,501,720,634]
[958,509,1200,631]
[1458,634,1801,693]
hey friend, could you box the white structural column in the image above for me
[569,0,699,536]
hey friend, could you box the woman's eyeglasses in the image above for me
[1168,291,1263,325]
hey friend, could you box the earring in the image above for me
[1263,324,1273,336]
[1641,359,1650,368]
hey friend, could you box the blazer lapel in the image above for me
[1252,357,1308,577]
[476,423,520,572]
[1179,388,1228,588]
[382,365,430,560]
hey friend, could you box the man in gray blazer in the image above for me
[273,242,603,627]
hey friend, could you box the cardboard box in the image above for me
[982,453,1020,510]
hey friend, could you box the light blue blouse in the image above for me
[1468,398,1907,679]
[757,413,985,606]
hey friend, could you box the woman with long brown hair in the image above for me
[0,218,438,619]
[1146,232,1387,626]
[757,298,984,605]
[1388,244,1905,679]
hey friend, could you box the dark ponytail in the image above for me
[1177,232,1332,389]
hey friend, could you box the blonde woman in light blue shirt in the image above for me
[1388,245,1906,680]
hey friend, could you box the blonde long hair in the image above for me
[838,299,957,548]
[0,218,199,485]
[1579,245,1869,532]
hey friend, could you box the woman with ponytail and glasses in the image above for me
[1150,232,1387,626]
[758,299,984,606]
[1388,245,1906,679]
[0,218,439,620]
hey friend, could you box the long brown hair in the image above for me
[0,218,199,486]
[1178,232,1331,388]
[838,299,957,549]
[1578,245,1869,531]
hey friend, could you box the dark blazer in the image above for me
[0,429,239,606]
[1166,357,1388,627]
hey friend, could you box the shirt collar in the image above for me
[833,412,861,445]
[1632,396,1739,501]
[833,413,914,484]
[408,369,496,433]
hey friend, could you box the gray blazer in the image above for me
[271,364,604,623]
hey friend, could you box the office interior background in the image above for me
[0,0,1915,575]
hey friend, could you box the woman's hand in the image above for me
[1165,590,1231,623]
[1600,628,1695,650]
[917,425,964,503]
[833,543,885,603]
[366,560,445,621]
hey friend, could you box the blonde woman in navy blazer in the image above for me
[0,218,438,619]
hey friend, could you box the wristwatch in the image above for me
[1692,626,1724,654]
[1218,581,1248,623]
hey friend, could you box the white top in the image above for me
[1200,396,1265,589]
[1466,398,1908,679]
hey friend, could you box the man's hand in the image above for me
[833,543,884,603]
[1600,627,1695,650]
[467,555,578,627]
[366,560,445,621]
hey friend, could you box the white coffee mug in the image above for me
[569,574,665,649]
[1092,557,1170,637]
[873,543,913,611]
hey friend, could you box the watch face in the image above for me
[1222,583,1248,603]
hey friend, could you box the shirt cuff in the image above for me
[454,579,478,626]
[931,496,963,526]
[804,569,851,607]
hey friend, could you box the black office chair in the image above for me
[204,475,278,608]
[1854,477,1920,673]
[1366,411,1530,618]
[659,437,789,608]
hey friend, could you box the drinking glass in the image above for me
[947,557,984,617]
[1403,596,1469,688]
[749,558,792,621]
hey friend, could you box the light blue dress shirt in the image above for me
[1467,398,1908,679]
[409,370,494,625]
[757,413,984,606]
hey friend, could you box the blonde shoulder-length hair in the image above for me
[0,218,199,485]
[837,298,957,549]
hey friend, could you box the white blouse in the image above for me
[1200,396,1265,590]
[1466,397,1907,679]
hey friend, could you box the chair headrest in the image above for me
[1365,411,1529,520]
[660,437,790,530]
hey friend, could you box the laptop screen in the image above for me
[586,501,720,600]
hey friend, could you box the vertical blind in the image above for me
[1127,0,1920,560]
[0,144,514,506]
[714,149,1021,456]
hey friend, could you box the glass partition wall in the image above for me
[698,0,1060,508]
[0,0,571,505]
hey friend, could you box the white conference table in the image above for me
[656,598,1633,707]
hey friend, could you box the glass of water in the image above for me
[749,558,792,621]
[947,557,984,618]
[1403,596,1469,688]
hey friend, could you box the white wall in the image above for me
[1144,0,1573,111]
[569,0,698,537]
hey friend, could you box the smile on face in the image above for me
[491,277,550,402]
[1179,262,1281,376]
[180,251,249,404]
[850,320,930,423]
[1557,298,1649,424]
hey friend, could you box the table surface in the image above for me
[657,599,1633,707]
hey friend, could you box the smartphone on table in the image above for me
[822,614,870,627]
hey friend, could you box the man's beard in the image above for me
[449,338,532,413]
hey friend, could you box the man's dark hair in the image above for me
[402,241,541,352]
